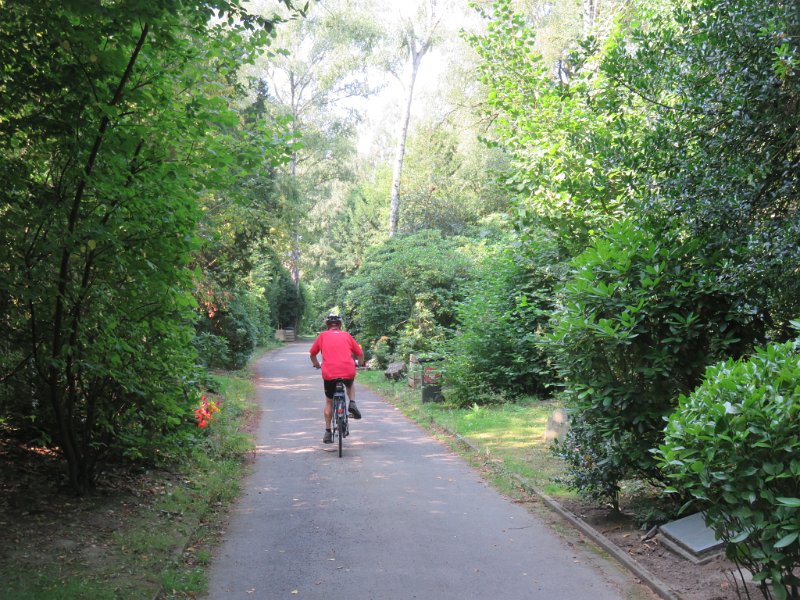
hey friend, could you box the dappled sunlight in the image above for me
[256,378,315,392]
[255,444,316,455]
[470,429,547,447]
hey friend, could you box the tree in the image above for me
[443,226,562,405]
[0,0,299,493]
[386,0,448,236]
[192,83,297,367]
[467,0,798,506]
[602,0,800,340]
[397,120,508,235]
[467,0,645,256]
[247,0,384,287]
[548,221,761,495]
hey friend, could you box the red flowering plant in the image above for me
[194,395,221,429]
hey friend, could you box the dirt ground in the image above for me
[0,439,195,598]
[559,498,761,600]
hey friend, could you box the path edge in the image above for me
[447,431,681,600]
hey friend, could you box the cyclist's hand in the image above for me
[313,364,321,369]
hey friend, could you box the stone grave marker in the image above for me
[543,408,569,443]
[658,512,724,564]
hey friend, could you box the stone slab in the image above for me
[659,512,724,558]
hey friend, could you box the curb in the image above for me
[448,432,681,600]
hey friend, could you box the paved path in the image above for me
[205,343,650,599]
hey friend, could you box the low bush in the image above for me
[193,332,231,369]
[371,336,393,369]
[551,412,629,510]
[195,294,259,370]
[658,333,800,600]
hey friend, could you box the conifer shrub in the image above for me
[443,232,562,406]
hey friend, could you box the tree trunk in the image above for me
[582,0,598,35]
[47,23,150,495]
[289,152,301,286]
[388,45,426,237]
[288,72,302,286]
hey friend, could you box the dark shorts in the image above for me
[324,378,354,399]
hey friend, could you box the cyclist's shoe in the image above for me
[323,430,333,444]
[348,401,362,420]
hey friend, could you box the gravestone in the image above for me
[658,512,724,564]
[543,408,570,443]
[384,361,407,381]
[407,354,422,388]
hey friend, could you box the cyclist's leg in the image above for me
[323,379,336,443]
[324,396,333,429]
[344,381,355,402]
[343,378,361,419]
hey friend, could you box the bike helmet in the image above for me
[325,313,343,326]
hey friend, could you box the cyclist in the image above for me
[309,313,365,444]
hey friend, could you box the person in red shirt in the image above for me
[309,313,365,444]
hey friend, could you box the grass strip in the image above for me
[358,370,574,498]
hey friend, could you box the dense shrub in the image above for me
[266,266,306,330]
[548,221,760,493]
[658,335,800,600]
[195,295,260,370]
[192,332,231,369]
[552,413,630,511]
[371,337,393,369]
[239,290,274,346]
[341,230,474,355]
[443,231,562,406]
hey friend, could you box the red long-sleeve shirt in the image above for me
[309,329,363,380]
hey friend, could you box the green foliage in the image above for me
[548,221,760,489]
[266,267,306,331]
[192,332,232,370]
[342,230,474,356]
[399,122,509,236]
[371,336,393,369]
[467,0,799,517]
[658,335,800,600]
[442,229,563,406]
[552,413,629,511]
[0,0,297,493]
[602,0,800,339]
[467,0,644,255]
[195,297,258,370]
[304,166,391,320]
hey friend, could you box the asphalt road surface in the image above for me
[205,342,651,600]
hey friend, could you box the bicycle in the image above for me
[331,379,349,457]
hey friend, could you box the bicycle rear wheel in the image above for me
[337,415,344,457]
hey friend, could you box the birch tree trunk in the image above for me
[582,0,598,35]
[387,0,440,237]
[388,46,425,237]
